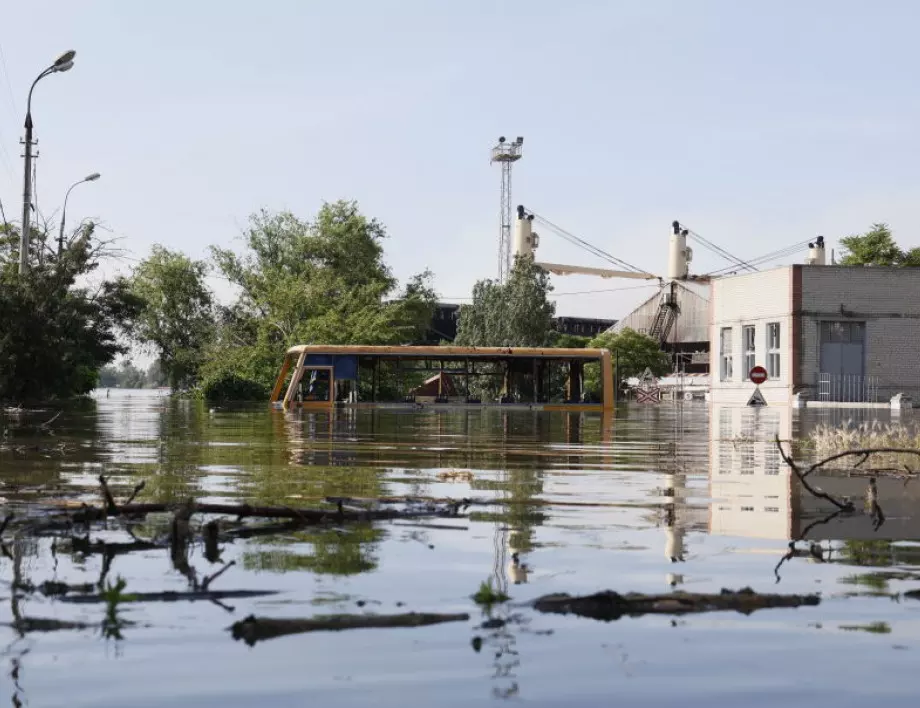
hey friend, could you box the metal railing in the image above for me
[817,373,879,403]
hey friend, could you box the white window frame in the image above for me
[743,325,756,376]
[720,327,733,381]
[767,322,781,379]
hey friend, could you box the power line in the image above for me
[529,211,650,274]
[681,224,757,273]
[704,238,813,276]
[0,41,19,119]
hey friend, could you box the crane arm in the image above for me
[535,261,660,281]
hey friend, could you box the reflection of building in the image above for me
[710,258,920,405]
[708,404,798,540]
[709,404,920,542]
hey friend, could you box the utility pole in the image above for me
[19,50,77,275]
[20,116,35,274]
[490,136,523,283]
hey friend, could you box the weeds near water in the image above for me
[811,421,920,469]
[473,579,509,607]
[100,575,134,640]
[839,621,891,635]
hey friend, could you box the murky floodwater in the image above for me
[2,390,920,706]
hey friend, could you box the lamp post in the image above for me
[59,172,100,256]
[20,50,76,275]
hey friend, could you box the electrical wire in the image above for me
[704,238,813,276]
[681,225,758,273]
[529,211,651,274]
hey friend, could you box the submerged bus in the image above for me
[271,345,614,411]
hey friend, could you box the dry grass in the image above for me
[811,420,920,469]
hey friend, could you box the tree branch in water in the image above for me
[229,612,471,646]
[533,587,820,621]
[775,437,854,511]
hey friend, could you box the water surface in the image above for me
[1,391,918,707]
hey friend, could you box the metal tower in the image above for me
[490,136,523,283]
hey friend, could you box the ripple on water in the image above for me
[2,392,920,706]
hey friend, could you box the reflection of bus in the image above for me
[271,345,614,411]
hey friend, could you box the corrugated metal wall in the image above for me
[611,280,710,344]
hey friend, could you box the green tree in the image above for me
[839,223,920,266]
[0,222,142,402]
[131,246,214,390]
[98,361,146,388]
[552,333,590,349]
[586,328,670,395]
[205,201,435,391]
[455,255,556,347]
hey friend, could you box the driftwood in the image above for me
[532,587,820,621]
[230,611,471,646]
[15,580,96,597]
[65,500,456,525]
[59,589,278,605]
[4,617,93,633]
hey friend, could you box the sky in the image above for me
[2,0,920,321]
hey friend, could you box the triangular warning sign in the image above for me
[747,387,767,407]
[640,367,655,382]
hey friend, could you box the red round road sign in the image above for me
[749,366,768,385]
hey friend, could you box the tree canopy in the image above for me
[204,201,436,390]
[131,246,214,390]
[0,222,142,402]
[454,255,556,347]
[839,223,920,267]
[587,328,670,392]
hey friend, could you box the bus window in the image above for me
[300,368,332,403]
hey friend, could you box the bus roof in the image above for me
[284,345,609,360]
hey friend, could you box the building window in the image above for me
[767,322,780,379]
[743,326,756,375]
[720,327,733,381]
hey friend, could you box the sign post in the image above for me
[747,365,768,407]
[636,368,660,404]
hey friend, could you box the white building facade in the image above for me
[710,264,920,406]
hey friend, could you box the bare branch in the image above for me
[775,437,854,511]
[802,447,920,478]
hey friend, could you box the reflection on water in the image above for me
[1,391,920,706]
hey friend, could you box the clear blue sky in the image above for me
[1,0,919,319]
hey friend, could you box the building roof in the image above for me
[609,278,711,344]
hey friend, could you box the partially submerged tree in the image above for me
[131,246,214,390]
[839,223,920,267]
[205,201,435,391]
[586,328,670,395]
[454,255,556,347]
[0,222,143,401]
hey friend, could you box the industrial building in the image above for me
[709,238,920,406]
[421,303,617,345]
[607,222,711,373]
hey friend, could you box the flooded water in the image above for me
[2,390,920,706]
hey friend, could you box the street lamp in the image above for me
[59,172,100,257]
[19,50,77,274]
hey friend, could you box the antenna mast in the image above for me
[490,136,523,283]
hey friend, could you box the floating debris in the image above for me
[533,587,821,621]
[229,612,471,645]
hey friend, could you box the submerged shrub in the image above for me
[201,372,268,403]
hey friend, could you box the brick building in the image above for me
[709,264,920,405]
